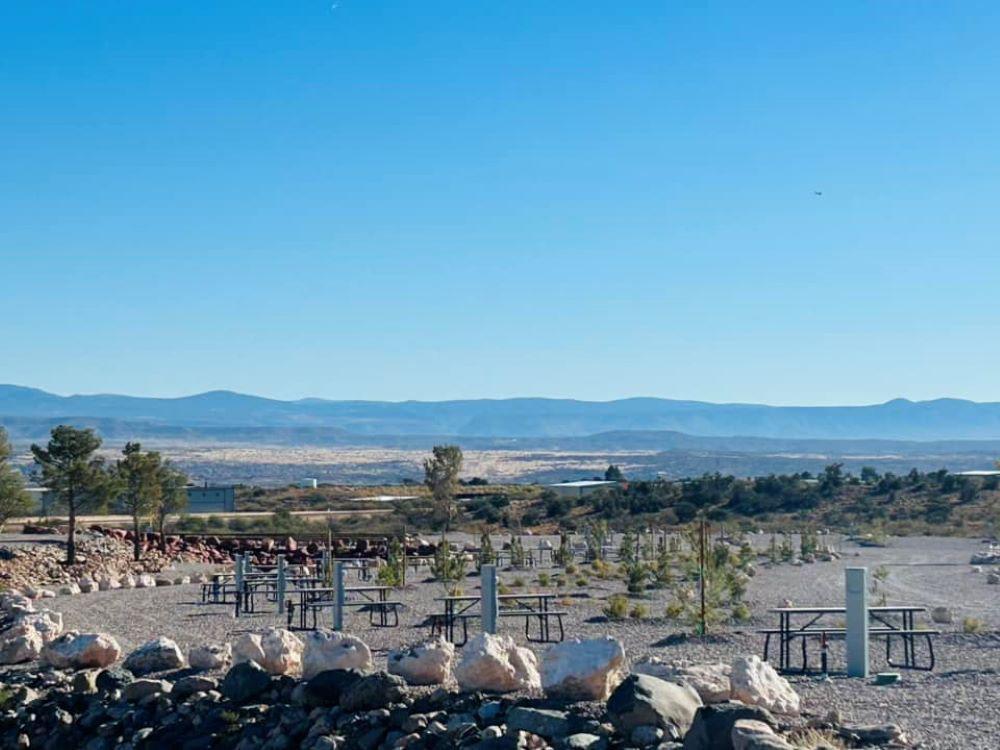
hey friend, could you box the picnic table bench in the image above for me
[760,605,940,673]
[285,586,402,630]
[431,593,566,646]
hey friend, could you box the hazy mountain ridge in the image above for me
[3,385,1000,441]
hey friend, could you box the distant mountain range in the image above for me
[3,384,1000,444]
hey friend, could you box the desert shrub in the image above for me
[665,600,684,620]
[575,577,589,587]
[565,562,578,575]
[731,602,752,622]
[498,582,512,595]
[553,531,574,567]
[629,603,649,620]
[624,560,647,594]
[603,594,628,620]
[511,577,525,588]
[537,572,551,587]
[962,616,986,634]
[478,528,496,566]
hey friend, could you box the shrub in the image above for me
[511,577,525,588]
[537,572,551,587]
[665,600,684,620]
[629,603,649,620]
[603,594,629,620]
[565,563,578,575]
[575,577,589,587]
[962,616,987,634]
[731,602,751,622]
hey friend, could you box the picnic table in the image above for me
[285,585,400,630]
[761,605,938,673]
[432,593,565,646]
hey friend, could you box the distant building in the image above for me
[952,470,1000,478]
[185,484,236,513]
[546,480,620,499]
[299,478,319,489]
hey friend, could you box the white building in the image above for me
[546,480,620,499]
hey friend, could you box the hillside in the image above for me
[5,385,1000,440]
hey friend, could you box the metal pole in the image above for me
[234,553,244,617]
[846,567,869,677]
[332,561,345,631]
[699,520,707,636]
[276,555,287,615]
[481,564,498,634]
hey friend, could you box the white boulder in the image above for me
[189,643,232,671]
[41,631,122,670]
[120,574,137,589]
[0,610,62,664]
[135,574,157,589]
[233,628,303,675]
[632,657,732,703]
[387,637,454,685]
[97,575,122,591]
[1,593,35,616]
[454,633,540,693]
[301,631,373,679]
[58,583,82,596]
[730,655,799,714]
[540,636,626,700]
[77,578,97,594]
[124,637,186,674]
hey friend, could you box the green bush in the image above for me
[629,603,649,620]
[603,594,629,620]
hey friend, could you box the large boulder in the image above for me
[58,583,82,596]
[0,609,64,664]
[135,574,157,589]
[731,720,792,750]
[454,633,541,693]
[729,657,799,715]
[682,703,776,750]
[633,657,732,704]
[189,643,232,671]
[301,630,373,679]
[541,636,626,701]
[220,661,272,703]
[124,678,172,702]
[42,631,122,670]
[233,628,303,675]
[1,592,35,616]
[124,637,186,675]
[387,637,454,686]
[606,674,702,740]
[339,671,407,712]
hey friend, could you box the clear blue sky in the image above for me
[3,1,999,405]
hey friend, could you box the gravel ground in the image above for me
[26,534,1000,749]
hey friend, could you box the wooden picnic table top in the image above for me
[768,605,927,614]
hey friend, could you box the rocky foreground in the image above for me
[0,590,912,750]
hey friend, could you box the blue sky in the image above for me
[2,1,999,404]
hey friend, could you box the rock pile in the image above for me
[0,624,912,749]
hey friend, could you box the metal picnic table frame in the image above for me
[432,593,563,646]
[285,585,396,630]
[763,605,936,673]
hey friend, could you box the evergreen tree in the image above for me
[0,428,32,532]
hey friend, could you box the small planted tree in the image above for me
[115,442,161,561]
[430,533,466,595]
[378,537,405,588]
[553,530,573,567]
[152,461,189,552]
[423,445,463,532]
[478,528,496,566]
[508,534,526,569]
[583,520,608,562]
[0,428,31,533]
[31,426,117,565]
